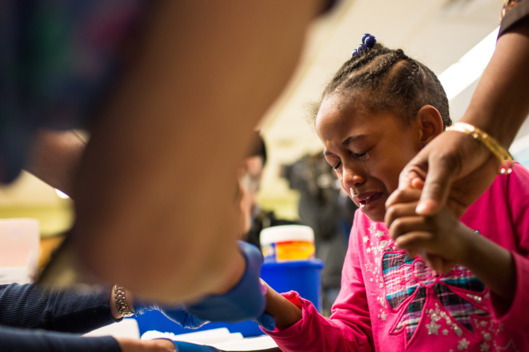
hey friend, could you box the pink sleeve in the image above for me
[265,212,373,352]
[489,164,529,332]
[492,251,529,332]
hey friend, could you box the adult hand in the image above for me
[185,241,275,331]
[171,341,221,352]
[117,337,221,352]
[394,130,499,218]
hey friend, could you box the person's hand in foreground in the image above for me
[117,338,221,352]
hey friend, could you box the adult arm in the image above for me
[0,325,189,352]
[0,326,120,352]
[0,283,119,352]
[72,0,330,303]
[395,3,529,217]
[0,283,202,351]
[0,283,115,333]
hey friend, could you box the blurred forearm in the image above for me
[72,0,325,303]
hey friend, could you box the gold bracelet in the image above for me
[446,122,514,174]
[114,285,134,318]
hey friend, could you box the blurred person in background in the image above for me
[239,132,299,249]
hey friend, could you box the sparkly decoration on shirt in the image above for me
[426,320,441,335]
[458,338,470,350]
[480,342,491,352]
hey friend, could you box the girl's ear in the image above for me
[416,105,444,145]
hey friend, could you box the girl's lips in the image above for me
[350,190,384,212]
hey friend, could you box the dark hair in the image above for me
[319,39,451,128]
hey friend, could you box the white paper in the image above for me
[142,328,278,351]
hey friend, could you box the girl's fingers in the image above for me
[397,236,455,274]
[422,252,444,274]
[386,188,422,209]
[387,215,429,241]
[439,259,456,274]
[422,253,455,275]
[410,177,425,190]
[385,202,421,232]
[385,188,423,231]
[394,231,434,252]
[386,189,455,273]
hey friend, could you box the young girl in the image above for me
[260,34,529,351]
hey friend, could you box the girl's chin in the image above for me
[364,212,385,223]
[358,193,386,222]
[360,204,386,222]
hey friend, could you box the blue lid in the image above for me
[261,259,324,269]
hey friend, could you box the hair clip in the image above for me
[351,33,376,57]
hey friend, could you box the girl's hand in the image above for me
[261,280,302,330]
[385,188,475,273]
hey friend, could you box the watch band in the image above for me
[114,285,134,318]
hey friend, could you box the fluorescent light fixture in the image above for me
[439,26,499,100]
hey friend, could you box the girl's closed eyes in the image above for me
[351,150,369,160]
[326,150,369,171]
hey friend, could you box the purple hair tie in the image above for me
[351,33,376,57]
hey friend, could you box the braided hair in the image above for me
[319,34,451,128]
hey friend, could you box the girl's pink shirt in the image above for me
[266,163,529,352]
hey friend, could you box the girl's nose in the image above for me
[341,163,366,190]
